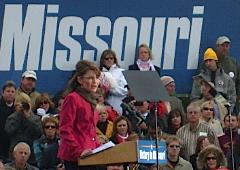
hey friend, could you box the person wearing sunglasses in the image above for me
[99,49,128,115]
[160,135,193,170]
[34,93,59,118]
[33,116,60,169]
[197,145,229,170]
[200,101,223,137]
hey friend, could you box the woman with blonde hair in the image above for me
[200,100,223,137]
[129,43,160,75]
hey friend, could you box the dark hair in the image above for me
[223,113,238,122]
[2,80,17,92]
[167,109,183,127]
[35,93,55,111]
[112,116,132,138]
[99,49,119,70]
[64,60,101,95]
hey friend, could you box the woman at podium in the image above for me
[58,60,102,170]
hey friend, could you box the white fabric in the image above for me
[102,64,128,114]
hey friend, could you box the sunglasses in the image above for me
[169,145,180,148]
[203,107,214,112]
[206,156,216,161]
[45,125,56,129]
[40,101,48,105]
[104,57,114,61]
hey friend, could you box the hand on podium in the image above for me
[80,149,93,158]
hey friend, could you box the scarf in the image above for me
[136,59,155,71]
[75,86,98,108]
[116,133,129,143]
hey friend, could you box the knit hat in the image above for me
[160,76,174,86]
[216,36,230,45]
[203,48,218,61]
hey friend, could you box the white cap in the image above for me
[216,36,230,45]
[160,76,175,86]
[22,70,37,80]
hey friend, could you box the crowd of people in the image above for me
[0,36,240,170]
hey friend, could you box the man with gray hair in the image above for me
[5,142,39,170]
[176,102,219,161]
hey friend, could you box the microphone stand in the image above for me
[227,105,235,170]
[154,102,160,170]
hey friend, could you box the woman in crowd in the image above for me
[58,60,102,170]
[197,145,229,170]
[165,109,184,134]
[33,116,60,169]
[110,116,137,144]
[129,43,160,75]
[190,136,211,170]
[200,101,223,137]
[35,93,58,117]
[99,49,128,114]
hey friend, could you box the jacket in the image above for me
[102,64,128,114]
[128,63,161,75]
[191,68,236,108]
[58,92,100,162]
[161,157,193,170]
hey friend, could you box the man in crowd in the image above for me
[160,76,185,120]
[216,36,240,108]
[218,114,240,170]
[5,142,39,170]
[0,81,16,161]
[160,135,193,170]
[176,102,218,160]
[16,70,40,107]
[192,48,236,110]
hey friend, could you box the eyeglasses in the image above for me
[40,101,48,105]
[82,76,99,81]
[104,57,114,61]
[206,156,216,161]
[168,145,180,148]
[203,107,214,112]
[45,125,56,129]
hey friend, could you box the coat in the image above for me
[58,92,100,162]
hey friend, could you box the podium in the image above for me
[79,141,137,166]
[78,140,166,166]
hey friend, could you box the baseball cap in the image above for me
[22,70,37,80]
[160,76,175,86]
[204,48,218,61]
[216,36,230,45]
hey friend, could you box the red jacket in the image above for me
[58,92,100,162]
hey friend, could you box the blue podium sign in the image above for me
[137,140,167,164]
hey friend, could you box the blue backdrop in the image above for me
[0,0,239,95]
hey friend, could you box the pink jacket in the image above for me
[58,92,100,162]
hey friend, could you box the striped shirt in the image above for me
[176,122,218,160]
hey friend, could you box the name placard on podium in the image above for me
[79,140,167,166]
[137,140,167,164]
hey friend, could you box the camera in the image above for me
[134,101,143,106]
[21,102,30,111]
